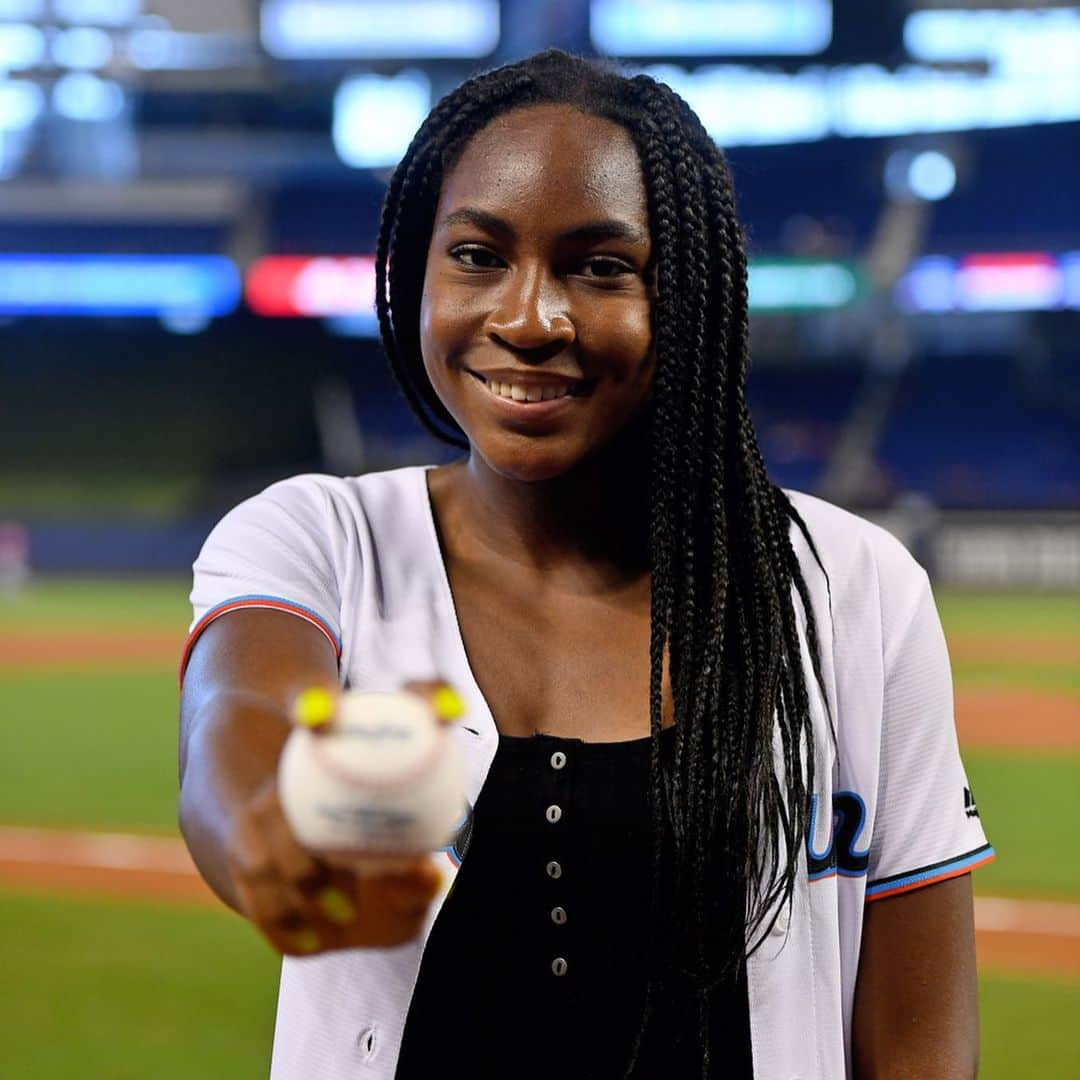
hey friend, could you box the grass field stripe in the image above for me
[178,595,342,688]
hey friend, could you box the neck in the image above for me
[448,414,652,587]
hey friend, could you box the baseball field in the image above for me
[0,579,1076,1078]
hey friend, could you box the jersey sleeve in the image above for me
[865,564,994,901]
[179,475,344,688]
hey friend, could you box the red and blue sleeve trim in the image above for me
[865,843,996,902]
[178,594,341,689]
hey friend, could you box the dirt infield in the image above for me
[0,630,183,670]
[955,688,1078,751]
[0,826,1077,979]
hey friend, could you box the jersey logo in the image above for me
[439,801,474,866]
[807,791,870,880]
[964,786,980,819]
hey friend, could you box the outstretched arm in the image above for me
[179,608,442,954]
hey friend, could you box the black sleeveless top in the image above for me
[396,726,754,1078]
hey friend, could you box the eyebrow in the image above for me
[438,206,649,247]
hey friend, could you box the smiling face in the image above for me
[419,103,656,483]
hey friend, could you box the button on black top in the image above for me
[397,727,753,1079]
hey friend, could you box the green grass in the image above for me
[0,889,1074,1080]
[0,577,190,631]
[964,751,1080,901]
[936,590,1080,637]
[980,975,1080,1078]
[0,669,181,834]
[951,658,1080,693]
[0,472,203,520]
[0,890,279,1080]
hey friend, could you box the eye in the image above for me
[580,257,635,280]
[449,245,505,270]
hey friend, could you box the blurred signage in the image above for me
[0,255,241,316]
[246,255,376,317]
[640,59,1080,146]
[748,258,866,311]
[245,254,865,325]
[261,0,500,59]
[905,6,1080,68]
[896,253,1080,313]
[591,0,832,56]
[933,516,1080,589]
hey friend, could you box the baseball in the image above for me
[278,688,467,868]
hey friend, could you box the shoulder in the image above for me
[785,486,922,564]
[782,489,931,634]
[221,466,428,530]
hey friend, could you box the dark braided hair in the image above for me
[375,48,830,1079]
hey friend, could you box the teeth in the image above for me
[483,379,572,403]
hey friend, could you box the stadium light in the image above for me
[262,0,500,60]
[51,26,114,70]
[53,0,141,24]
[591,0,832,56]
[52,73,126,122]
[885,149,957,202]
[333,70,431,168]
[0,78,43,130]
[0,0,43,18]
[0,23,44,69]
[630,60,1080,147]
[904,7,1080,70]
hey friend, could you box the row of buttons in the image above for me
[547,750,567,977]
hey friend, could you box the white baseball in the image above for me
[278,690,467,866]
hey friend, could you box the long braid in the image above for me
[374,49,829,1079]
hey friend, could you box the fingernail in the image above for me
[318,887,356,925]
[289,928,320,954]
[293,687,336,730]
[431,686,465,721]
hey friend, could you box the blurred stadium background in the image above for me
[0,0,1076,1076]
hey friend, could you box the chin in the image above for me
[472,435,585,484]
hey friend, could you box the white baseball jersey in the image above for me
[182,464,993,1080]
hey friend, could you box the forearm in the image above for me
[178,690,291,913]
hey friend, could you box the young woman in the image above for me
[178,50,993,1079]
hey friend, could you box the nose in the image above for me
[485,263,575,353]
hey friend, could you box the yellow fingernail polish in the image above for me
[290,928,320,953]
[294,687,335,729]
[319,887,356,925]
[432,686,465,721]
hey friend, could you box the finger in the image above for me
[254,786,326,888]
[290,685,340,733]
[315,886,358,926]
[402,680,465,725]
[374,863,444,914]
[234,867,310,931]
